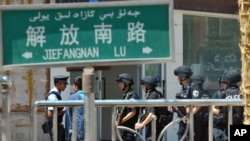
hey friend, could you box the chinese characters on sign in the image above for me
[1,3,171,66]
[26,10,145,48]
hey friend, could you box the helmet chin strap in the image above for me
[180,77,188,85]
[122,85,130,91]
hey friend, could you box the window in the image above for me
[183,15,241,93]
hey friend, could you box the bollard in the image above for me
[1,76,11,141]
[82,67,96,141]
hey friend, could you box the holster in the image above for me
[213,114,226,128]
[42,120,52,134]
[158,114,173,127]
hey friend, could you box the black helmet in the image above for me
[224,69,241,84]
[140,76,157,89]
[190,74,204,84]
[218,74,227,84]
[116,73,134,85]
[174,65,193,78]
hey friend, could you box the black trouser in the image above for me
[177,115,203,141]
[177,121,188,141]
[122,131,136,141]
[193,115,202,141]
[49,124,66,141]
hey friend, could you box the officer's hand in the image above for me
[135,122,143,130]
[182,119,187,123]
[170,107,174,112]
[62,107,66,112]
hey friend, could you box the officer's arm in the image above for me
[58,107,66,116]
[212,105,220,116]
[47,108,65,117]
[140,112,154,127]
[186,106,201,114]
[47,110,53,117]
[47,95,65,117]
[121,108,136,123]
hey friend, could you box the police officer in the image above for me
[211,74,228,141]
[116,73,139,141]
[173,66,205,141]
[134,76,164,141]
[190,74,210,141]
[212,74,228,99]
[212,69,243,141]
[45,75,69,141]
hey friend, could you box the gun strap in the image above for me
[119,92,130,115]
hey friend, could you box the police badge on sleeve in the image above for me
[192,90,199,97]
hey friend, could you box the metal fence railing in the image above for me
[30,99,243,141]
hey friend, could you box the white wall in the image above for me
[165,10,184,141]
[0,68,49,141]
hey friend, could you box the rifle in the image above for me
[116,92,130,126]
[171,106,185,118]
[139,113,149,122]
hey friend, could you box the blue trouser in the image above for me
[213,128,228,141]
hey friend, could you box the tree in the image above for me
[239,0,250,124]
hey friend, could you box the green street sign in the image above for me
[0,0,173,67]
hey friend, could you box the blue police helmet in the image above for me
[218,74,227,84]
[140,76,157,89]
[174,65,193,78]
[224,69,241,84]
[116,73,134,85]
[190,74,204,84]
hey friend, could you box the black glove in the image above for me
[233,114,242,124]
[175,92,188,99]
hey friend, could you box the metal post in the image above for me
[53,107,58,141]
[30,102,38,141]
[96,70,103,141]
[208,105,213,141]
[112,106,117,141]
[50,0,56,3]
[89,0,98,2]
[228,106,233,141]
[72,107,77,141]
[151,115,157,141]
[189,105,194,141]
[1,76,11,141]
[83,67,96,141]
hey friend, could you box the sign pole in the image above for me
[83,67,96,141]
[1,76,11,141]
